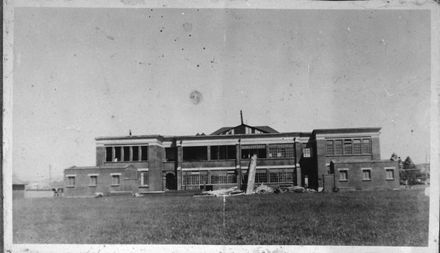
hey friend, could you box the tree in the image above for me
[401,156,417,185]
[403,156,416,170]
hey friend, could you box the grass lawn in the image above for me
[13,189,429,245]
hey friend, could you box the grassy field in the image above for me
[13,189,429,245]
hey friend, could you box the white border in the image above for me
[4,1,439,253]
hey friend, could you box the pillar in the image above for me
[236,140,242,189]
[176,141,183,190]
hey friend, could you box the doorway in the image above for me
[165,173,177,190]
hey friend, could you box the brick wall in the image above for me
[147,145,164,191]
[334,160,399,191]
[64,166,138,197]
[96,146,105,166]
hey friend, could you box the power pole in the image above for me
[49,164,52,183]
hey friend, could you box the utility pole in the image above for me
[49,164,52,183]
[240,110,244,125]
[293,137,297,186]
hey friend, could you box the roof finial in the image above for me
[240,110,244,125]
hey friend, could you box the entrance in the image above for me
[165,173,177,190]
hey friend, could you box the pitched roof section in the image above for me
[254,126,279,134]
[210,127,234,135]
[210,124,279,135]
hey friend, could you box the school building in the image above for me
[64,122,399,197]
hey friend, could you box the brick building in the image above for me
[64,123,399,197]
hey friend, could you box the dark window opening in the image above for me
[183,146,208,161]
[105,147,112,162]
[241,145,266,159]
[114,147,122,162]
[165,147,177,161]
[210,145,236,160]
[132,146,139,161]
[141,146,148,161]
[123,146,130,161]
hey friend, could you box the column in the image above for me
[236,140,242,189]
[176,141,183,190]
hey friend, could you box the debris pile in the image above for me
[194,186,245,198]
[255,184,274,194]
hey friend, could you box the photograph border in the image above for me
[3,0,440,252]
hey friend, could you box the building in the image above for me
[64,122,399,197]
[13,183,26,199]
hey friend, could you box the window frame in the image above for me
[338,169,349,182]
[110,173,121,186]
[384,167,396,180]
[326,137,372,156]
[361,168,372,181]
[88,174,99,187]
[138,169,149,187]
[267,144,294,159]
[66,175,76,188]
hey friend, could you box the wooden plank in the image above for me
[246,154,257,194]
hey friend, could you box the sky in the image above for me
[12,8,431,182]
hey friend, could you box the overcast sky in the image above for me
[13,8,431,182]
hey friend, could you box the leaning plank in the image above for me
[246,154,258,194]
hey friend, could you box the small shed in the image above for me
[13,183,26,199]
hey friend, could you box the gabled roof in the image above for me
[254,126,279,134]
[210,127,234,135]
[210,124,279,135]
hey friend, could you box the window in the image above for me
[111,174,120,186]
[327,138,372,156]
[241,145,266,159]
[353,139,361,154]
[339,169,348,181]
[165,147,177,161]
[114,147,122,162]
[89,175,98,186]
[385,167,395,180]
[105,146,145,162]
[123,146,130,161]
[326,140,334,155]
[210,145,236,160]
[362,168,371,181]
[303,148,311,158]
[268,144,294,159]
[183,146,208,161]
[362,139,371,154]
[184,172,200,185]
[343,139,352,155]
[132,146,139,161]
[255,170,268,183]
[67,175,76,187]
[141,146,148,161]
[105,147,113,162]
[140,171,149,186]
[335,140,343,155]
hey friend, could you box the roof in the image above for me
[96,135,164,141]
[254,126,279,134]
[312,127,381,135]
[65,164,136,170]
[210,127,234,135]
[210,124,279,135]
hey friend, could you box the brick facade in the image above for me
[64,125,397,197]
